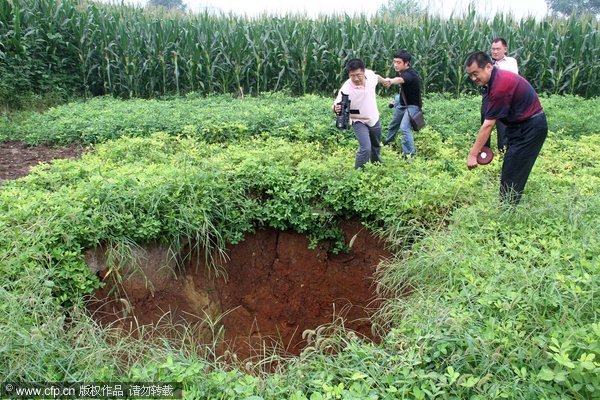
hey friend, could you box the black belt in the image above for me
[506,111,545,127]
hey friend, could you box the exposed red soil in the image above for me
[88,221,392,360]
[204,220,391,358]
[0,141,86,184]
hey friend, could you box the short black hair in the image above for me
[465,51,493,69]
[345,58,365,72]
[492,37,508,47]
[393,49,412,64]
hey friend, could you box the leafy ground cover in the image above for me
[0,95,598,398]
[2,94,599,146]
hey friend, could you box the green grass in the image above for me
[0,95,598,398]
[2,94,599,146]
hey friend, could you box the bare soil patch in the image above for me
[0,141,87,184]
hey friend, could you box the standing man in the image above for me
[491,38,518,74]
[333,58,388,169]
[465,51,547,205]
[486,38,519,151]
[382,49,422,158]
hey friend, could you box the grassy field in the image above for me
[0,94,598,398]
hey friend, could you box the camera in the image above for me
[336,92,351,129]
[388,94,400,108]
[335,92,360,130]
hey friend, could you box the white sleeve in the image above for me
[365,70,378,89]
[333,81,349,105]
[509,58,519,74]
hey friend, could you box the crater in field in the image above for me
[86,220,390,359]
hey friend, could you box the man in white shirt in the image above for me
[491,38,519,74]
[333,58,388,169]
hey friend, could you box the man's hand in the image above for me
[383,78,392,88]
[333,103,341,114]
[467,153,478,170]
[388,76,404,86]
[467,120,495,170]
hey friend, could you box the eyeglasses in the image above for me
[349,73,364,79]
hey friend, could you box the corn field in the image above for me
[1,0,599,100]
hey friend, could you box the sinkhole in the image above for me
[86,220,391,359]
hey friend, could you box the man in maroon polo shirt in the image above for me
[465,51,548,204]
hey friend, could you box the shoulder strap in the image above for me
[400,88,408,107]
[399,73,423,111]
[400,87,422,111]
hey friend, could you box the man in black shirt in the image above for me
[382,49,423,157]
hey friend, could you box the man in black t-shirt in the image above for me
[382,49,422,157]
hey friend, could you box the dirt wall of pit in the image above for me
[87,220,391,359]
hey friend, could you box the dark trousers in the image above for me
[496,121,507,150]
[484,123,507,150]
[501,112,548,204]
[484,121,507,150]
[353,120,382,169]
